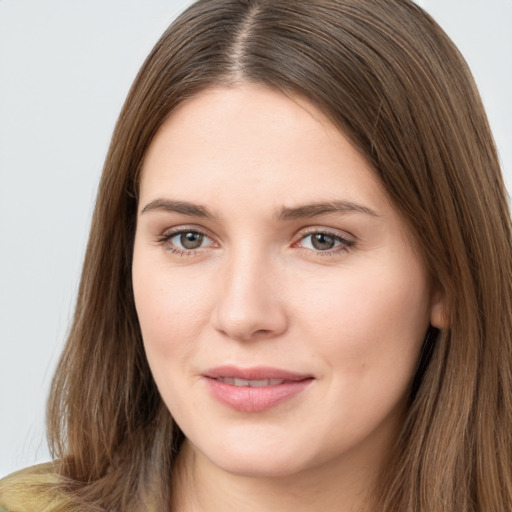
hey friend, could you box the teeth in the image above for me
[216,377,285,387]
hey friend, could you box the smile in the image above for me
[203,366,314,412]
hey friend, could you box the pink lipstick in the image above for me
[203,366,314,412]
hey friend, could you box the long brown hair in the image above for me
[40,0,512,510]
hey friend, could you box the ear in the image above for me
[430,288,449,329]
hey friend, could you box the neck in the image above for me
[171,440,381,512]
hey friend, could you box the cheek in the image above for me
[132,259,213,415]
[132,255,212,363]
[296,258,431,378]
[290,261,431,449]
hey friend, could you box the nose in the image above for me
[212,249,288,342]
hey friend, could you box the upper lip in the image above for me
[203,365,313,381]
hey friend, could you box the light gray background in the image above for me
[1,0,511,478]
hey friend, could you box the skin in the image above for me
[132,84,445,512]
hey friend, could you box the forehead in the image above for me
[139,84,390,216]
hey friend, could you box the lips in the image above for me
[202,365,314,412]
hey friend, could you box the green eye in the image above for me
[163,230,214,252]
[310,233,337,250]
[179,232,205,249]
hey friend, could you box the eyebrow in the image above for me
[140,199,216,218]
[276,200,379,220]
[140,198,378,220]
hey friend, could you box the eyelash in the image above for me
[156,227,355,257]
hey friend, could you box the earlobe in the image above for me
[430,290,449,329]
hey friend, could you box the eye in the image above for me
[297,231,355,253]
[173,231,207,250]
[158,229,216,253]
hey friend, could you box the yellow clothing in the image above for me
[0,463,64,512]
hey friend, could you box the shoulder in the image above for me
[0,462,63,512]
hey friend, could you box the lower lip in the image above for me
[204,378,313,412]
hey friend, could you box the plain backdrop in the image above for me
[1,0,511,478]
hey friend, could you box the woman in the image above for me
[1,0,511,511]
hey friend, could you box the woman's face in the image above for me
[133,84,444,479]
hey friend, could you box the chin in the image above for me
[189,432,320,479]
[214,453,308,479]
